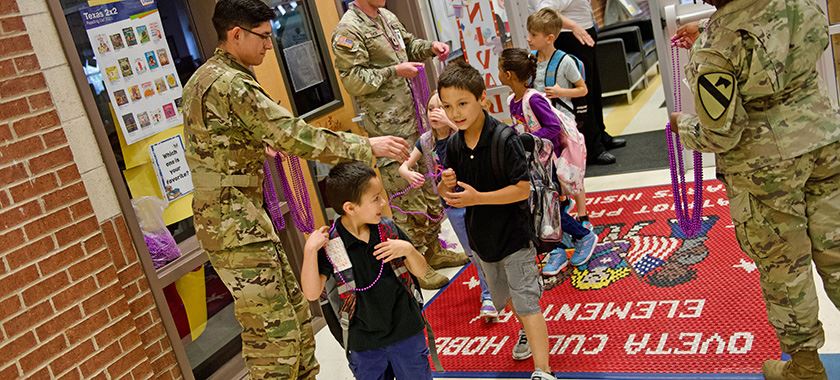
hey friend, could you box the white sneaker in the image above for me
[480,299,498,320]
[531,369,557,380]
[512,328,532,360]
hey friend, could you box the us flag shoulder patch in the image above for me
[335,35,354,49]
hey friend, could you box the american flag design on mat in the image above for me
[623,235,681,276]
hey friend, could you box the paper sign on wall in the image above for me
[149,135,193,202]
[455,0,510,121]
[80,0,184,145]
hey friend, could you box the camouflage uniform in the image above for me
[331,6,448,261]
[676,0,840,355]
[183,49,373,378]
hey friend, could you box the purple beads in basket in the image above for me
[144,230,181,269]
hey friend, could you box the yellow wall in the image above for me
[252,0,365,228]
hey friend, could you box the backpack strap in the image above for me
[490,123,516,185]
[544,49,564,88]
[378,217,444,372]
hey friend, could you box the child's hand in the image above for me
[373,239,416,263]
[403,170,425,186]
[444,181,481,207]
[429,109,456,131]
[441,168,457,189]
[545,85,564,99]
[304,226,330,255]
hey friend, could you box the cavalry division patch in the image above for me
[698,72,735,121]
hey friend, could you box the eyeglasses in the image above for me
[240,26,273,41]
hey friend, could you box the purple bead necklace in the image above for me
[263,153,315,234]
[666,45,704,237]
[388,66,445,221]
[323,218,388,292]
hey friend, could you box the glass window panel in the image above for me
[165,263,239,377]
[268,0,340,117]
[57,0,203,242]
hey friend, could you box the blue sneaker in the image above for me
[560,232,573,249]
[571,232,598,266]
[542,247,568,276]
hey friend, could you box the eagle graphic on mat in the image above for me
[555,216,721,290]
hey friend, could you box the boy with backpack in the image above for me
[437,60,556,380]
[527,8,598,272]
[300,162,437,379]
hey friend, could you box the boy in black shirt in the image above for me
[438,61,555,380]
[300,162,432,379]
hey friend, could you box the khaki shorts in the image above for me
[475,245,543,316]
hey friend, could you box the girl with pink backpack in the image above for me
[499,48,598,275]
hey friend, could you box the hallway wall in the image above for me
[0,1,182,378]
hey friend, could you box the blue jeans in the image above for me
[348,332,432,380]
[562,211,590,240]
[446,207,492,301]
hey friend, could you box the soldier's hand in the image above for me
[370,136,411,162]
[672,22,700,49]
[432,41,451,61]
[441,168,457,190]
[304,226,330,255]
[395,62,425,79]
[669,112,681,133]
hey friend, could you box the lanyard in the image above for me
[351,3,403,52]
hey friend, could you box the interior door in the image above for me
[820,0,840,106]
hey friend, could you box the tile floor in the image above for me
[313,77,840,379]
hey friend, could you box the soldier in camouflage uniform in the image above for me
[331,0,470,289]
[182,1,412,378]
[670,0,840,377]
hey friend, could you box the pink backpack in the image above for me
[510,89,587,194]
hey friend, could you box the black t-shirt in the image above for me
[444,111,531,262]
[415,133,449,167]
[317,219,424,352]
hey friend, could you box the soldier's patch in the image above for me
[334,35,354,49]
[698,72,735,121]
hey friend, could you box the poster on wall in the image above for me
[80,0,184,145]
[149,135,193,202]
[455,0,509,120]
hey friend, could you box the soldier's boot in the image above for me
[417,264,449,289]
[763,350,827,380]
[426,248,470,270]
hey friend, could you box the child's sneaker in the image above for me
[480,299,498,320]
[531,369,557,380]
[577,215,593,231]
[512,328,532,360]
[571,232,598,266]
[541,247,568,276]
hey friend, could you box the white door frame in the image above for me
[818,0,839,106]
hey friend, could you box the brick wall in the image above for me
[0,0,182,378]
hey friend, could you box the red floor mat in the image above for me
[425,181,780,378]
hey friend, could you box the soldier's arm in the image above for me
[677,49,747,153]
[231,76,373,164]
[332,28,395,96]
[396,20,434,62]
